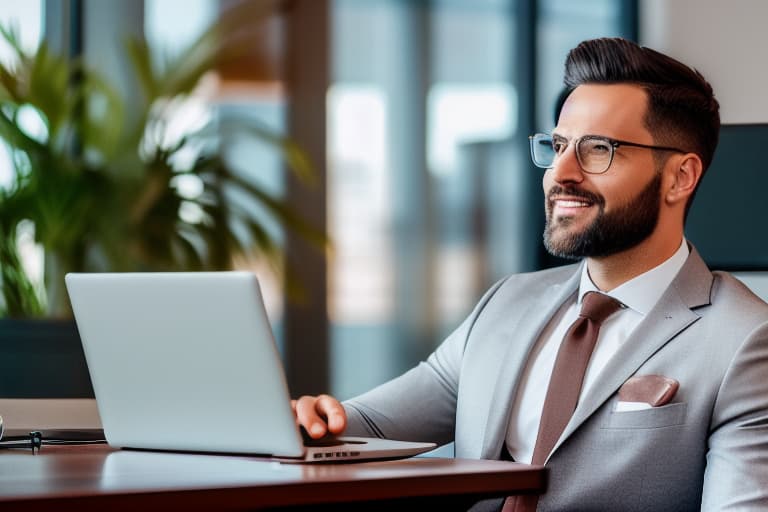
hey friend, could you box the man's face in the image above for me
[543,84,664,259]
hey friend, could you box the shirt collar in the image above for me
[578,239,690,315]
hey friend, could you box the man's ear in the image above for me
[665,153,703,205]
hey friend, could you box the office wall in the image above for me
[640,0,768,123]
[641,1,768,274]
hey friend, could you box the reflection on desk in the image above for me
[0,445,546,511]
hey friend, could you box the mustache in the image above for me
[547,185,604,206]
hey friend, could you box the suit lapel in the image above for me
[479,264,582,459]
[548,246,714,461]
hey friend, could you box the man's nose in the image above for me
[549,145,584,184]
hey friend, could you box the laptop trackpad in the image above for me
[300,427,368,447]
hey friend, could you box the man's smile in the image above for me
[551,196,596,217]
[547,186,603,221]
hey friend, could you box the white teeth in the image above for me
[557,200,590,207]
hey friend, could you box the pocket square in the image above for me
[618,375,679,407]
[614,400,652,412]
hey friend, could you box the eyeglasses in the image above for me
[0,429,44,453]
[529,133,686,174]
[0,424,106,454]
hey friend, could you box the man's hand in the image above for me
[291,394,347,439]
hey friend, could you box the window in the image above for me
[0,0,44,189]
[144,0,288,329]
[328,0,636,398]
[0,0,45,305]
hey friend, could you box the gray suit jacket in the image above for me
[343,246,768,511]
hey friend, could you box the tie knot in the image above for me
[579,291,623,324]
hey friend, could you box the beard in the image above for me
[543,172,662,260]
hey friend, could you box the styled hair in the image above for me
[563,37,720,177]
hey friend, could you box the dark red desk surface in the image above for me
[0,445,546,510]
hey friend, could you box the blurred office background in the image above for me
[2,0,766,401]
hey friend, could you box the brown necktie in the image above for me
[503,291,623,512]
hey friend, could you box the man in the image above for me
[293,38,768,510]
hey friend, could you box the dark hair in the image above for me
[563,38,720,196]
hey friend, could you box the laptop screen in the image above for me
[65,272,305,457]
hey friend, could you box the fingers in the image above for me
[294,396,328,437]
[316,394,347,434]
[294,396,325,437]
[293,394,347,438]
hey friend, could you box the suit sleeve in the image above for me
[702,321,768,510]
[341,277,510,446]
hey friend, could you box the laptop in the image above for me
[65,272,436,462]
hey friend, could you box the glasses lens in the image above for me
[577,137,613,174]
[530,134,555,168]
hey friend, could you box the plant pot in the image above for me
[0,319,94,398]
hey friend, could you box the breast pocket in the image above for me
[602,402,687,429]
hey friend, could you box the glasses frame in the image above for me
[529,133,687,174]
[0,428,106,454]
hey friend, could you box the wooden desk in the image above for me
[0,445,545,511]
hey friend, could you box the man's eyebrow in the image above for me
[553,132,612,140]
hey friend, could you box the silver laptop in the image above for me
[65,272,436,462]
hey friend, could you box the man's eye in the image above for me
[552,141,567,154]
[589,141,611,153]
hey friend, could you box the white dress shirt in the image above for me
[504,239,690,464]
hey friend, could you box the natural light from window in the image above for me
[327,84,394,324]
[427,83,515,176]
[0,1,45,301]
[0,0,43,190]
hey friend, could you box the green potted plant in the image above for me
[0,2,325,397]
